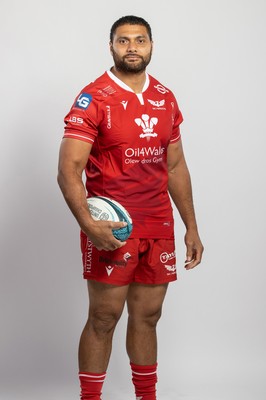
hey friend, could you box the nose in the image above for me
[127,40,137,52]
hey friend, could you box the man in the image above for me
[58,15,203,400]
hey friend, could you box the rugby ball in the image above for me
[87,196,133,241]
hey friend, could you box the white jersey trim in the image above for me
[170,133,181,143]
[136,93,144,105]
[64,133,94,143]
[107,70,150,94]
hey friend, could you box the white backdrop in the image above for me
[1,0,265,399]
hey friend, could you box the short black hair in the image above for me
[110,15,152,43]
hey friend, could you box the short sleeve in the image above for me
[63,91,99,144]
[169,96,183,143]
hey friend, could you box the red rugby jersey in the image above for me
[64,71,183,238]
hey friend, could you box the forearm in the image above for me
[57,139,126,251]
[57,169,93,232]
[167,140,203,268]
[168,162,198,231]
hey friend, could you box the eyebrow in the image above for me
[117,35,147,40]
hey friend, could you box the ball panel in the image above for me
[100,197,133,224]
[87,197,119,222]
[113,225,133,241]
[87,196,133,241]
[98,196,132,224]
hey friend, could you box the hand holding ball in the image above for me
[87,196,133,241]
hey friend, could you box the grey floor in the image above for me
[1,380,265,400]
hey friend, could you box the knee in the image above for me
[144,308,163,328]
[88,309,121,336]
[129,308,162,329]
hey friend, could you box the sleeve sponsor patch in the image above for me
[75,93,92,109]
[66,115,84,124]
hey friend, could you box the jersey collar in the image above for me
[107,69,150,94]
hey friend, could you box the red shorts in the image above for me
[80,232,177,285]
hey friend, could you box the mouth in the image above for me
[124,55,142,62]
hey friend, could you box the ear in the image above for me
[109,41,114,55]
[149,40,153,57]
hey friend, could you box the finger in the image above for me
[98,239,127,252]
[111,239,127,250]
[185,248,203,269]
[185,244,194,263]
[185,258,200,270]
[118,240,127,247]
[110,221,127,229]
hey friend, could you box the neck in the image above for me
[110,66,147,93]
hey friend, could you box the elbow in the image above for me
[57,173,62,189]
[168,167,177,176]
[57,168,72,202]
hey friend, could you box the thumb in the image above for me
[185,243,194,263]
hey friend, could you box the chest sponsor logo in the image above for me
[75,93,92,109]
[134,114,158,141]
[124,146,165,165]
[147,99,166,109]
[154,84,169,94]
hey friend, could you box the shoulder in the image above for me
[148,74,176,99]
[78,72,110,97]
[71,72,118,112]
[77,71,122,107]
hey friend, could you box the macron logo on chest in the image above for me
[121,100,128,110]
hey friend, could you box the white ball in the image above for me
[87,196,133,241]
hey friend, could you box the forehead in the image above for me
[113,24,150,39]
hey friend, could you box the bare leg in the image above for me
[126,283,168,365]
[79,281,129,372]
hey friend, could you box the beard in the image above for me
[112,49,152,74]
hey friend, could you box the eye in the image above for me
[118,38,128,45]
[136,38,146,45]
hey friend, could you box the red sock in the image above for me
[79,371,106,400]
[130,362,158,400]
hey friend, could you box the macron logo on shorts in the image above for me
[105,266,114,276]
